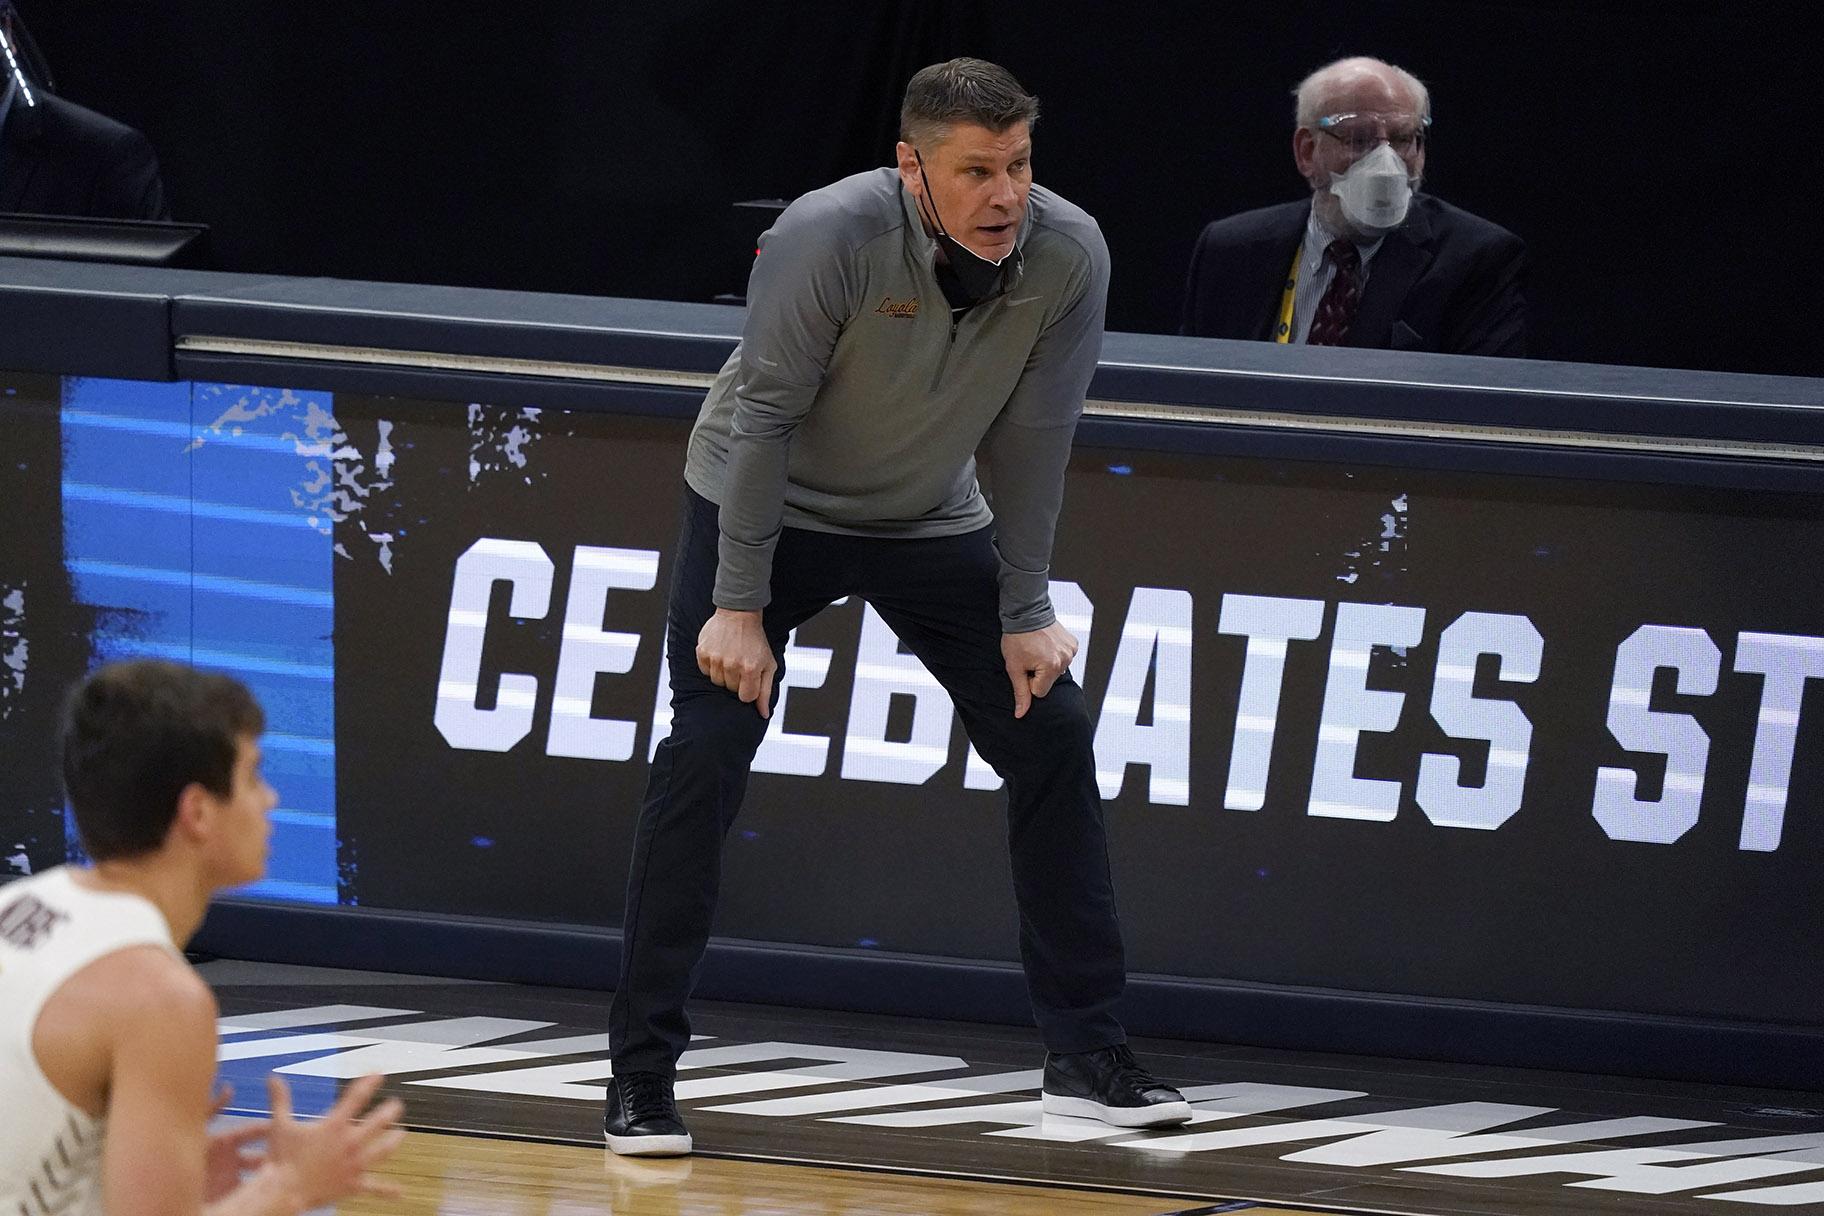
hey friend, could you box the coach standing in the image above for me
[604,58,1190,1156]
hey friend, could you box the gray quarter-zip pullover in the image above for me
[684,166,1110,633]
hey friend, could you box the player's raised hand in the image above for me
[262,1073,407,1206]
[203,1087,268,1201]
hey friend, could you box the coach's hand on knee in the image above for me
[1001,623,1078,719]
[698,608,777,718]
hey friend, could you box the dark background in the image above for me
[0,378,91,877]
[20,1,1816,377]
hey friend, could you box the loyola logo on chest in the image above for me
[874,295,920,319]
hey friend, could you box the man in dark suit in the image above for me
[1180,57,1524,357]
[1,8,169,220]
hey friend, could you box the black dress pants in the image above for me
[609,488,1127,1076]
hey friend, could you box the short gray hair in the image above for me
[900,58,1040,148]
[1293,56,1430,127]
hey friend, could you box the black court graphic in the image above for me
[203,962,1824,1215]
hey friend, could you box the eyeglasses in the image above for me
[1313,111,1430,158]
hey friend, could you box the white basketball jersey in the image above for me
[0,867,178,1216]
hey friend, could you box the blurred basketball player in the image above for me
[0,659,406,1214]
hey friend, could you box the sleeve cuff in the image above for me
[997,566,1055,634]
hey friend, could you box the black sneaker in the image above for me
[1041,1044,1193,1128]
[604,1071,692,1156]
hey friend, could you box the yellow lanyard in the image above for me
[1274,243,1303,343]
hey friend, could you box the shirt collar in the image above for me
[1304,204,1387,273]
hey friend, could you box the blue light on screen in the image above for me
[61,377,339,905]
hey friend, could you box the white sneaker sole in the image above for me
[1041,1092,1193,1128]
[605,1131,693,1156]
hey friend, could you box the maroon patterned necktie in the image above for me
[1306,239,1362,347]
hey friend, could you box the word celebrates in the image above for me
[434,539,1820,852]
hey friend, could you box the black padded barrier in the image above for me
[4,255,1822,1090]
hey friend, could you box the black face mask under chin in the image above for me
[915,151,1009,304]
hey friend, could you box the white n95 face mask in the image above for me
[1329,143,1413,233]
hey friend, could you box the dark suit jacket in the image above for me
[1179,195,1526,357]
[0,92,169,220]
